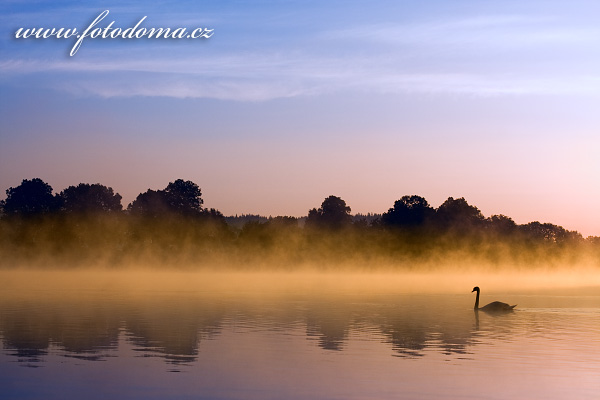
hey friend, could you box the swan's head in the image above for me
[472,286,480,293]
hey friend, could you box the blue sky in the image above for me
[1,0,600,235]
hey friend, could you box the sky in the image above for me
[1,0,599,236]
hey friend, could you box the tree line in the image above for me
[0,178,598,269]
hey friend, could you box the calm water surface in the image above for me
[1,272,599,400]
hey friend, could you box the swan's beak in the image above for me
[471,288,476,292]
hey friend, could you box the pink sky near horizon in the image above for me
[1,99,597,237]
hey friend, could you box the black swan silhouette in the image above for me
[472,286,516,312]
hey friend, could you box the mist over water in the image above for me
[1,268,599,399]
[2,267,599,295]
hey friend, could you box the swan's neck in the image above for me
[474,290,480,310]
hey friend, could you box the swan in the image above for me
[472,286,516,312]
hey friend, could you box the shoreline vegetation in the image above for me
[1,178,599,270]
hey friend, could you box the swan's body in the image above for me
[472,287,516,312]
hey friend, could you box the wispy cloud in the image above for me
[2,8,600,101]
[3,54,599,101]
[324,14,600,47]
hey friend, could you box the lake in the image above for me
[0,270,599,399]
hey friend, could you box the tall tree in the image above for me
[128,179,203,218]
[128,189,169,218]
[306,195,352,229]
[381,195,433,228]
[59,183,122,214]
[164,179,203,215]
[1,178,58,217]
[434,197,484,231]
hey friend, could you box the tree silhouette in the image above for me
[434,197,484,231]
[381,195,434,228]
[1,178,58,217]
[59,183,122,214]
[486,214,517,236]
[164,179,203,215]
[128,189,169,218]
[520,221,582,244]
[306,195,352,230]
[128,179,203,218]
